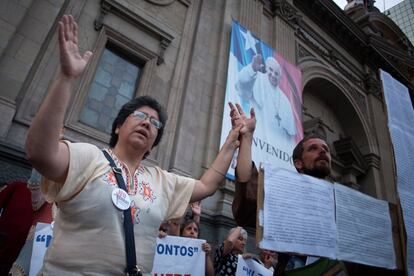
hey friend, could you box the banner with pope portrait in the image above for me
[220,20,303,179]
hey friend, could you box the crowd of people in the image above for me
[1,14,346,276]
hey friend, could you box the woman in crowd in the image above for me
[214,227,249,275]
[9,169,56,275]
[25,14,241,275]
[0,181,32,274]
[254,249,278,272]
[180,219,214,276]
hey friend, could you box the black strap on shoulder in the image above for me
[102,150,142,276]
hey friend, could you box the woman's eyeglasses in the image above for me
[131,111,163,129]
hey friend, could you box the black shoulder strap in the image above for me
[102,150,141,276]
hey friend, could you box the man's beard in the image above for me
[301,164,331,179]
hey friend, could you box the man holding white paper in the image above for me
[229,103,334,272]
[230,103,396,272]
[230,103,332,227]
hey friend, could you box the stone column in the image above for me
[273,0,299,64]
[239,0,263,36]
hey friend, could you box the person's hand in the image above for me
[190,201,201,217]
[158,230,167,238]
[252,54,264,72]
[262,250,278,268]
[202,242,212,254]
[58,15,92,79]
[229,102,256,136]
[224,123,241,150]
[242,253,253,259]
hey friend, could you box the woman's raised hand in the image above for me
[58,15,92,78]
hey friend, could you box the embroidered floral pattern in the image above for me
[105,149,158,204]
[137,166,145,175]
[103,171,117,187]
[139,181,157,202]
[130,202,141,224]
[106,149,140,195]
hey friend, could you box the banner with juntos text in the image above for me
[151,236,206,276]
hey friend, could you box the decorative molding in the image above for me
[145,0,176,6]
[329,72,373,134]
[143,0,191,8]
[333,137,368,188]
[303,117,331,140]
[94,0,175,65]
[295,0,414,92]
[273,0,301,29]
[364,152,381,170]
[296,28,329,57]
[334,137,368,171]
[364,72,382,100]
[294,0,369,50]
[296,43,315,60]
[94,1,111,30]
[370,36,414,67]
[398,36,414,56]
[297,28,364,90]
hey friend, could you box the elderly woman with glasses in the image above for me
[26,15,241,275]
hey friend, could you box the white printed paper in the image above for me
[261,165,336,259]
[151,236,205,276]
[335,183,396,269]
[260,164,397,269]
[235,255,273,276]
[29,223,53,276]
[381,69,414,275]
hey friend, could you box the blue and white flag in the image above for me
[220,20,303,179]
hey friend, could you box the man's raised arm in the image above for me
[229,103,258,227]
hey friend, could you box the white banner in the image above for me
[335,183,396,269]
[260,165,396,269]
[380,69,414,275]
[29,222,53,276]
[235,255,273,276]
[151,236,206,276]
[261,166,336,259]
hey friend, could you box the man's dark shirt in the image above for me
[232,162,258,227]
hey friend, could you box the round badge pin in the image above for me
[111,188,131,210]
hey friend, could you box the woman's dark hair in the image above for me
[180,219,199,237]
[109,96,168,156]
